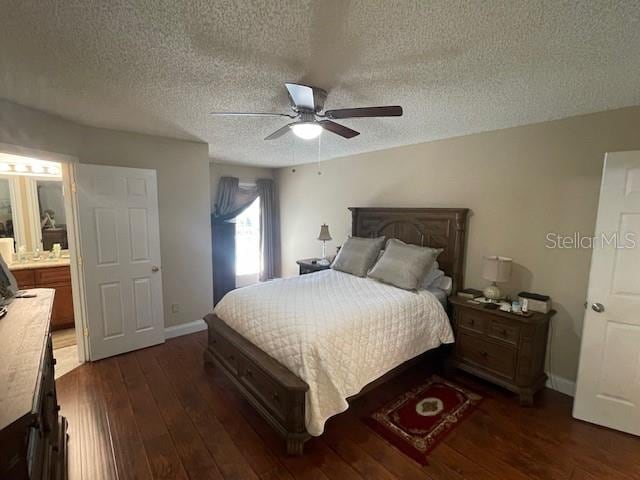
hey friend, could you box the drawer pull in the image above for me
[227,354,234,361]
[245,369,253,378]
[272,392,280,403]
[469,319,475,326]
[500,329,508,336]
[52,358,57,366]
[480,351,489,358]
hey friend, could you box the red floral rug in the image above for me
[365,375,482,465]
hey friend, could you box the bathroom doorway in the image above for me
[0,149,83,377]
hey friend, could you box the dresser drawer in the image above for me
[457,308,488,334]
[488,318,520,345]
[208,330,241,375]
[457,333,516,380]
[35,267,71,287]
[239,361,289,424]
[13,269,36,289]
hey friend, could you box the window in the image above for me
[235,197,260,286]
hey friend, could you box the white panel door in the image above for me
[573,151,640,435]
[76,164,164,360]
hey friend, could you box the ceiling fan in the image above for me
[209,83,403,141]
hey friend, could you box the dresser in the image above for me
[449,296,555,405]
[11,265,74,331]
[0,289,68,479]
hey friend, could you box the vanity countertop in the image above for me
[9,258,71,270]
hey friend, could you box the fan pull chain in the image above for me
[317,133,323,176]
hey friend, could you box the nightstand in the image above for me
[296,258,331,275]
[449,296,555,406]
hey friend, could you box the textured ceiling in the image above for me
[1,1,639,167]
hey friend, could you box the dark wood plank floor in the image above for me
[56,332,640,479]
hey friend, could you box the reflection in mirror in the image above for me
[0,179,15,243]
[37,180,68,250]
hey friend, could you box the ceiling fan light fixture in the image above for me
[291,122,322,140]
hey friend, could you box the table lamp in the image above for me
[317,224,332,265]
[482,256,512,301]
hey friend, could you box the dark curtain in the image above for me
[212,176,258,305]
[256,178,281,281]
[214,176,258,220]
[211,176,282,304]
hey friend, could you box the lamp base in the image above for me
[317,258,330,266]
[483,283,501,302]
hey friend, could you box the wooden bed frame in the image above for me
[204,207,469,455]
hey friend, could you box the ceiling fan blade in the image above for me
[285,83,317,111]
[324,106,403,119]
[264,123,294,140]
[318,120,360,139]
[209,112,295,118]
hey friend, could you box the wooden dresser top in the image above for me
[0,289,55,430]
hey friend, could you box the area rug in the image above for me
[365,375,482,465]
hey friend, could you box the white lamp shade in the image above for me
[318,224,332,241]
[482,256,512,283]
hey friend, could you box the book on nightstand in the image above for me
[458,288,483,299]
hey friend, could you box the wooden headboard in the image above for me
[350,207,469,294]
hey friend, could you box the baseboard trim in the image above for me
[165,319,207,340]
[546,373,576,397]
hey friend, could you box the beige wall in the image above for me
[0,99,212,328]
[277,106,640,383]
[209,162,274,213]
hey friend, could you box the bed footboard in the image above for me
[203,314,310,455]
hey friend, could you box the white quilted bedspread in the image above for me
[213,269,454,436]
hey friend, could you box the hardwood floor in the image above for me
[56,332,640,479]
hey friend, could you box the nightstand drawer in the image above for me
[458,309,488,334]
[457,333,516,380]
[488,318,520,345]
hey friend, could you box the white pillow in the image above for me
[434,275,453,295]
[421,266,445,289]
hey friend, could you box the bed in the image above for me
[204,207,469,454]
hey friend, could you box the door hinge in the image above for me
[77,256,82,266]
[71,182,77,193]
[83,327,89,338]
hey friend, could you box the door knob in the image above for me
[591,303,604,313]
[151,266,159,273]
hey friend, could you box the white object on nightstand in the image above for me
[482,255,512,301]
